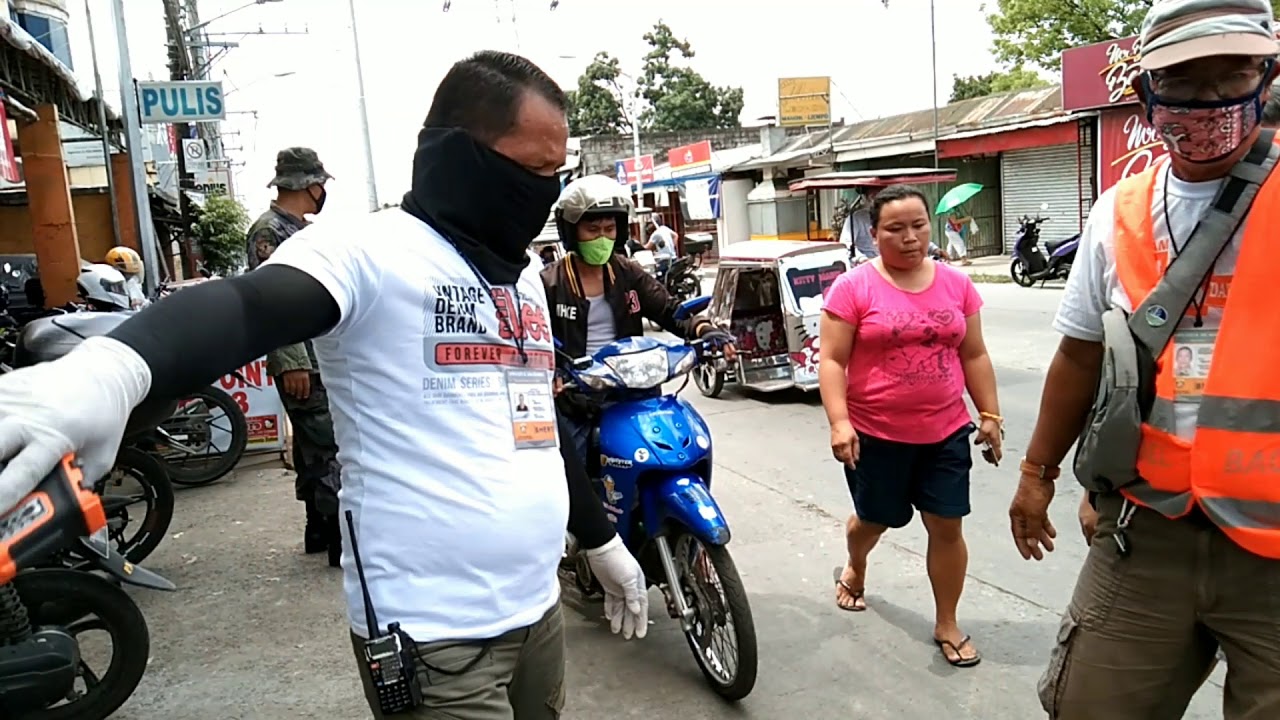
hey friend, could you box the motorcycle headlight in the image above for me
[603,347,670,389]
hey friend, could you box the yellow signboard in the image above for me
[778,76,831,128]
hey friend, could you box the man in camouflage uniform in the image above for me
[245,147,342,567]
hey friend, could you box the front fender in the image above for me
[640,473,731,546]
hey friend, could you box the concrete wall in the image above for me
[0,191,118,261]
[579,126,809,175]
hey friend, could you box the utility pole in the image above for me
[347,0,379,211]
[84,0,121,248]
[162,0,196,277]
[109,0,161,293]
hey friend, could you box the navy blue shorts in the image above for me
[844,423,975,529]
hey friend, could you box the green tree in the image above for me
[566,52,628,136]
[949,65,1051,102]
[192,194,248,276]
[985,0,1280,71]
[637,21,744,131]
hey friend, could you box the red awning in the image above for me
[788,170,958,192]
[937,120,1080,160]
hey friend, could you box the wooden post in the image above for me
[15,104,82,307]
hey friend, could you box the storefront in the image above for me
[1062,35,1169,195]
[937,115,1094,253]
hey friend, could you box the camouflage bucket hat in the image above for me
[267,146,334,190]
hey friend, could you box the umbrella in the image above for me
[935,182,984,215]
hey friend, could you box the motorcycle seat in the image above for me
[1045,238,1071,255]
[13,312,133,367]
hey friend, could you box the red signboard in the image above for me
[1097,105,1168,193]
[667,140,713,176]
[0,98,18,183]
[1061,35,1142,112]
[618,154,654,184]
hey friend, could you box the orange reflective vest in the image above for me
[1112,160,1280,560]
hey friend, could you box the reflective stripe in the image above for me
[1199,396,1280,433]
[1123,480,1193,516]
[1201,496,1280,530]
[1146,395,1280,434]
[1149,397,1176,433]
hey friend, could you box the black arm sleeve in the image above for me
[559,416,615,550]
[108,265,340,401]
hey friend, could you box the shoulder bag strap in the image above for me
[1128,129,1280,355]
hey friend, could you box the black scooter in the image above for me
[1009,203,1080,287]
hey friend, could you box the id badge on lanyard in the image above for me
[1171,328,1214,404]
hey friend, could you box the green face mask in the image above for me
[576,236,614,266]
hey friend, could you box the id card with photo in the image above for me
[505,369,557,449]
[1172,329,1215,403]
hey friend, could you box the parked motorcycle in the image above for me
[559,296,758,701]
[0,458,176,719]
[1010,203,1079,287]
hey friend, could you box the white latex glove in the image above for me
[585,534,649,639]
[0,336,151,514]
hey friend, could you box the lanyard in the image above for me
[455,254,528,366]
[1161,166,1213,328]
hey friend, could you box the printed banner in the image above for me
[215,357,286,453]
[1097,106,1168,194]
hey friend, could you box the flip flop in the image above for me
[832,566,866,612]
[934,635,982,668]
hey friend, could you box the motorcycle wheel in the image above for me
[674,534,758,702]
[674,275,701,304]
[96,447,174,564]
[153,385,248,487]
[1010,258,1036,288]
[694,364,725,398]
[8,568,151,720]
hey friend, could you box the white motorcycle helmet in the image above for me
[553,174,635,254]
[77,263,132,311]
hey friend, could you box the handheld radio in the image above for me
[347,510,423,714]
[0,455,104,584]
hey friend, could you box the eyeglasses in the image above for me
[1148,63,1268,102]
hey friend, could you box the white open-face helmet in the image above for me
[553,174,635,253]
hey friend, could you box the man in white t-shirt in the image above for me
[0,51,649,719]
[1011,2,1280,717]
[838,189,879,262]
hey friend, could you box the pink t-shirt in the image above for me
[822,261,983,445]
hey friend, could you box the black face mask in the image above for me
[309,186,327,214]
[400,127,561,285]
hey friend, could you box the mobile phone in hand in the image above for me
[981,440,997,466]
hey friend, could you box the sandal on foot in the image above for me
[832,566,867,612]
[934,635,982,668]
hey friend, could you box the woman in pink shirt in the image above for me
[819,184,1002,668]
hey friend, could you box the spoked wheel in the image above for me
[1010,258,1035,287]
[151,385,248,487]
[95,448,174,564]
[673,533,758,701]
[7,569,151,720]
[694,364,725,398]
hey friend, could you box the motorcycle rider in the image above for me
[246,147,342,566]
[644,218,679,280]
[104,246,147,309]
[542,175,737,464]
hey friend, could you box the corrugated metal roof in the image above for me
[832,85,1064,150]
[730,85,1070,171]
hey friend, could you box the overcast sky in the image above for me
[65,0,1005,218]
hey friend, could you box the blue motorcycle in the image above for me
[560,297,758,702]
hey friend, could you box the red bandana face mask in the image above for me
[1149,97,1260,163]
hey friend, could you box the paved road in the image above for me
[113,283,1225,719]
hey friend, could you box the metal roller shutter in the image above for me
[1000,143,1094,253]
